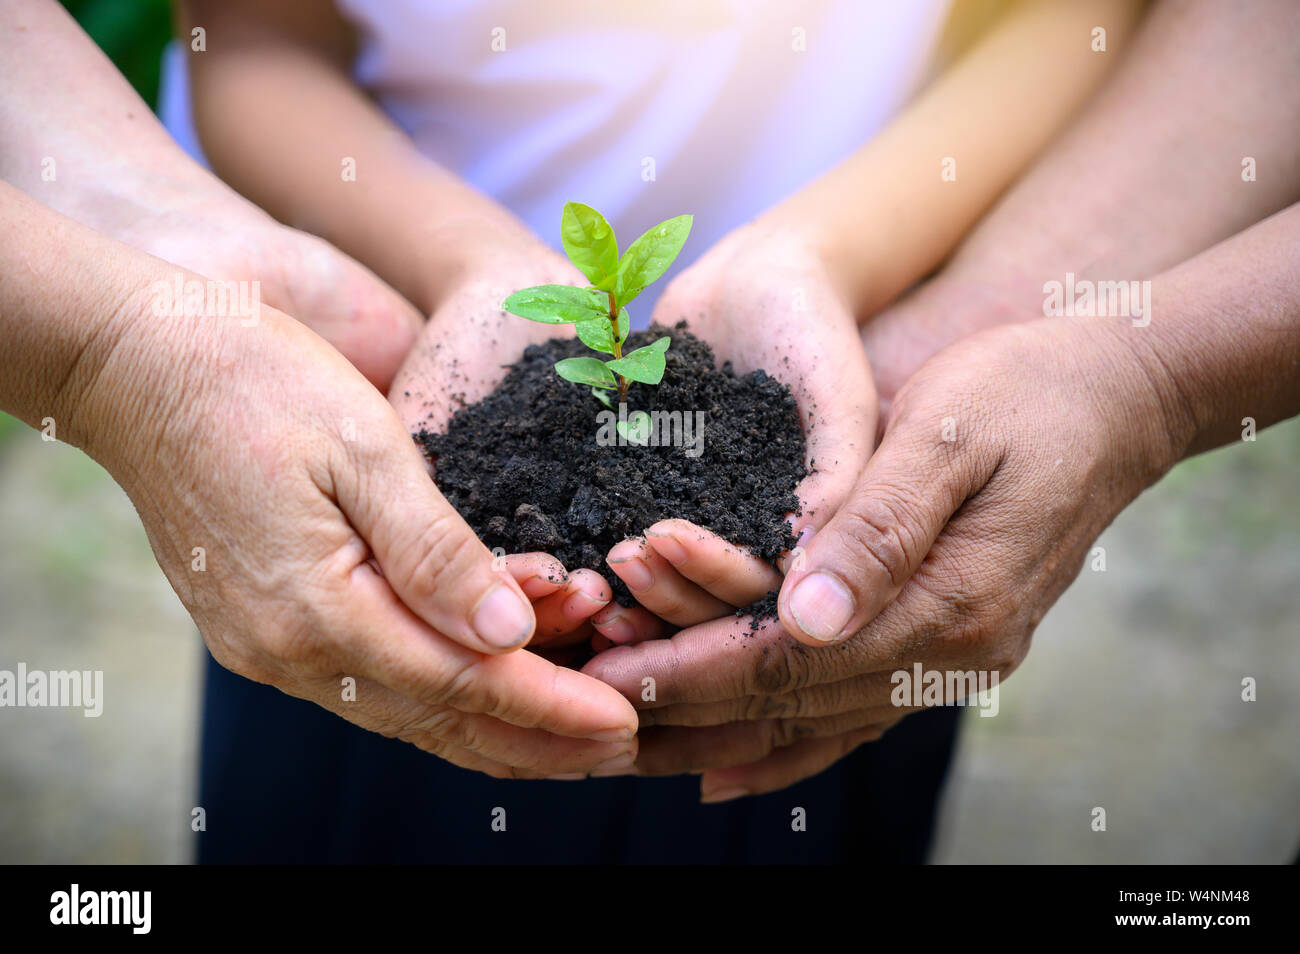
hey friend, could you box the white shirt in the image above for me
[161,0,949,316]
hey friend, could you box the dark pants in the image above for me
[196,653,962,864]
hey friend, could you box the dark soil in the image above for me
[416,323,807,605]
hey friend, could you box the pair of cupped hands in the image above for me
[120,172,1168,800]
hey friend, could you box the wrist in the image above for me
[415,216,579,317]
[383,179,545,314]
[1075,318,1195,485]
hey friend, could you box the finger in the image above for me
[643,518,782,607]
[699,724,897,801]
[591,602,672,646]
[633,707,895,777]
[298,671,636,777]
[584,612,808,708]
[777,401,998,646]
[607,536,732,626]
[531,569,611,646]
[504,552,570,600]
[583,569,966,710]
[337,413,539,654]
[639,675,908,727]
[326,561,638,741]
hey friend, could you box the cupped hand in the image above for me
[586,224,878,647]
[95,257,638,779]
[584,317,1179,797]
[388,221,587,433]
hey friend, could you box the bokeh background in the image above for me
[1,1,1296,864]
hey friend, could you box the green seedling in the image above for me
[502,202,692,412]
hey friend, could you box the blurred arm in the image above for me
[179,0,533,315]
[763,0,1145,319]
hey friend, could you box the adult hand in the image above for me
[1,0,421,390]
[585,316,1181,797]
[57,162,423,391]
[3,194,639,779]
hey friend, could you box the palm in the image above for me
[388,244,585,443]
[651,226,877,531]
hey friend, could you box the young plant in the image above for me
[502,202,692,410]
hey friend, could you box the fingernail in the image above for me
[471,583,534,648]
[596,615,636,644]
[609,556,653,591]
[590,750,637,777]
[701,786,750,804]
[586,727,634,744]
[645,529,688,565]
[547,773,586,780]
[787,571,855,642]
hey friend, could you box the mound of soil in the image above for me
[416,323,806,604]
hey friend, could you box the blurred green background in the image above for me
[61,0,171,106]
[1,0,1296,865]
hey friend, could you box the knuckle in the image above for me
[838,493,923,588]
[769,717,818,750]
[399,707,466,746]
[745,688,805,720]
[395,511,484,598]
[424,658,485,711]
[747,638,808,695]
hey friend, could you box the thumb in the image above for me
[339,411,536,654]
[777,408,995,646]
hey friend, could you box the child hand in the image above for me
[501,553,614,656]
[594,519,786,646]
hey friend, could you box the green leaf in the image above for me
[617,411,653,446]
[592,387,615,409]
[561,202,619,286]
[574,317,616,355]
[605,336,671,385]
[503,285,607,324]
[613,215,693,307]
[555,357,618,389]
[575,308,631,355]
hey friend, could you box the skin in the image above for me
[590,0,1145,638]
[0,0,420,390]
[587,203,1300,795]
[1,2,641,777]
[0,184,640,776]
[174,0,1151,784]
[585,0,1300,798]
